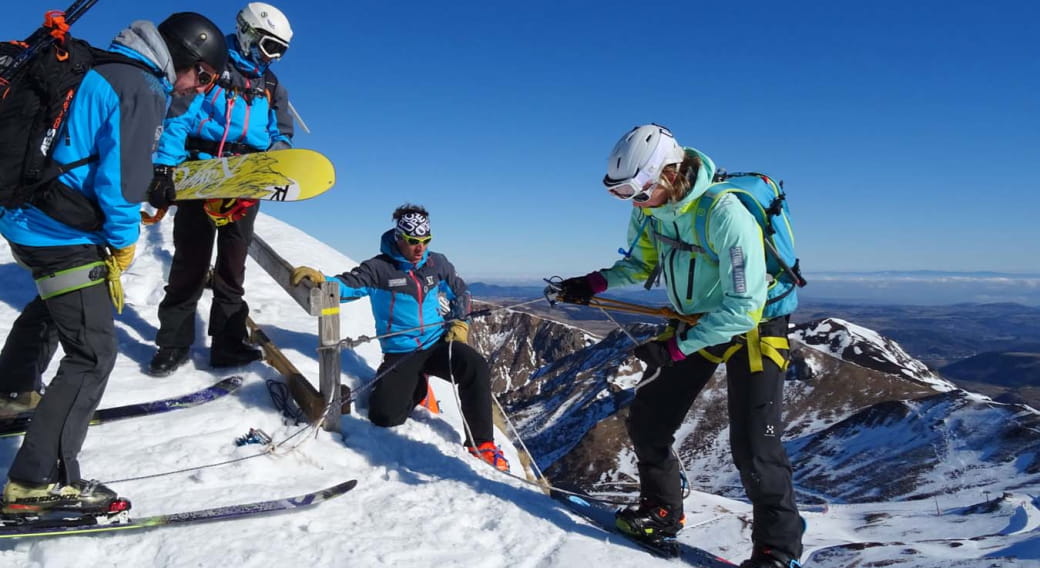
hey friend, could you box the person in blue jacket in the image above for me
[290,205,510,471]
[146,2,295,376]
[0,13,226,515]
[555,125,803,568]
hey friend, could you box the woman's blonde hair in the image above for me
[657,153,701,203]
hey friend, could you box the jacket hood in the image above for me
[380,229,428,269]
[110,20,176,85]
[642,146,717,223]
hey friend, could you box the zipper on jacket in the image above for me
[665,248,680,308]
[407,270,425,348]
[686,256,695,300]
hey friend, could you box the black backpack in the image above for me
[0,24,152,231]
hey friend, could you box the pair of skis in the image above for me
[0,376,357,538]
[0,480,357,538]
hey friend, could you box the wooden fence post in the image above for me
[317,280,342,432]
[247,233,343,433]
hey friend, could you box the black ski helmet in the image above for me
[157,12,227,74]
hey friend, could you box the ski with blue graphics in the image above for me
[552,489,737,567]
[0,479,357,538]
[0,376,244,438]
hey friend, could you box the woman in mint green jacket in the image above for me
[557,125,802,568]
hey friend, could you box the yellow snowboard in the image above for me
[173,149,335,202]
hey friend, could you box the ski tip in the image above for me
[322,479,358,496]
[223,376,245,387]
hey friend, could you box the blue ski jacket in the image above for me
[329,230,471,353]
[155,35,292,165]
[597,147,769,356]
[0,22,173,250]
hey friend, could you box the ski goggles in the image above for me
[252,32,293,60]
[256,33,289,59]
[605,169,660,203]
[399,233,432,246]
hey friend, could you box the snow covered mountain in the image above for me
[0,212,1037,567]
[474,301,1040,565]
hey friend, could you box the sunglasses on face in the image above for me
[401,235,432,246]
[194,63,217,87]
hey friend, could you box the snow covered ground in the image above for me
[0,212,1036,567]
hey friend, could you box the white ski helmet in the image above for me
[236,2,293,60]
[603,124,685,199]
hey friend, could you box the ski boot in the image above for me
[739,546,802,568]
[148,347,190,377]
[1,479,131,525]
[466,441,510,472]
[0,391,42,419]
[615,499,685,553]
[210,340,262,369]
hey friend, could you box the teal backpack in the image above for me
[693,171,806,319]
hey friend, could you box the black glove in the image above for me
[633,340,675,368]
[558,276,594,305]
[146,165,177,209]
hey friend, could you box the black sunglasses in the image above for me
[194,63,217,87]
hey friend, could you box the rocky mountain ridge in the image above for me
[470,305,1040,504]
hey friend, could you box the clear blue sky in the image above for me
[4,0,1038,282]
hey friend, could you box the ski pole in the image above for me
[287,101,311,134]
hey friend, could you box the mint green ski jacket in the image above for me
[598,148,768,356]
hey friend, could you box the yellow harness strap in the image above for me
[746,326,764,373]
[761,335,791,371]
[696,328,790,373]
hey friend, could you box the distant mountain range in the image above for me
[472,269,1040,307]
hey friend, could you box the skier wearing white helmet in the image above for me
[235,1,293,63]
[145,3,296,377]
[554,124,804,568]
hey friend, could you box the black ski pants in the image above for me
[626,316,802,559]
[155,200,258,352]
[1,242,116,485]
[369,339,494,446]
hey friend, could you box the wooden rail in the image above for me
[247,233,342,432]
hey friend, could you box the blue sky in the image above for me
[4,0,1038,282]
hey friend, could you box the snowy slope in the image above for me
[0,213,1036,567]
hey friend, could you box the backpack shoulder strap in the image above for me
[693,184,730,263]
[263,68,278,91]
